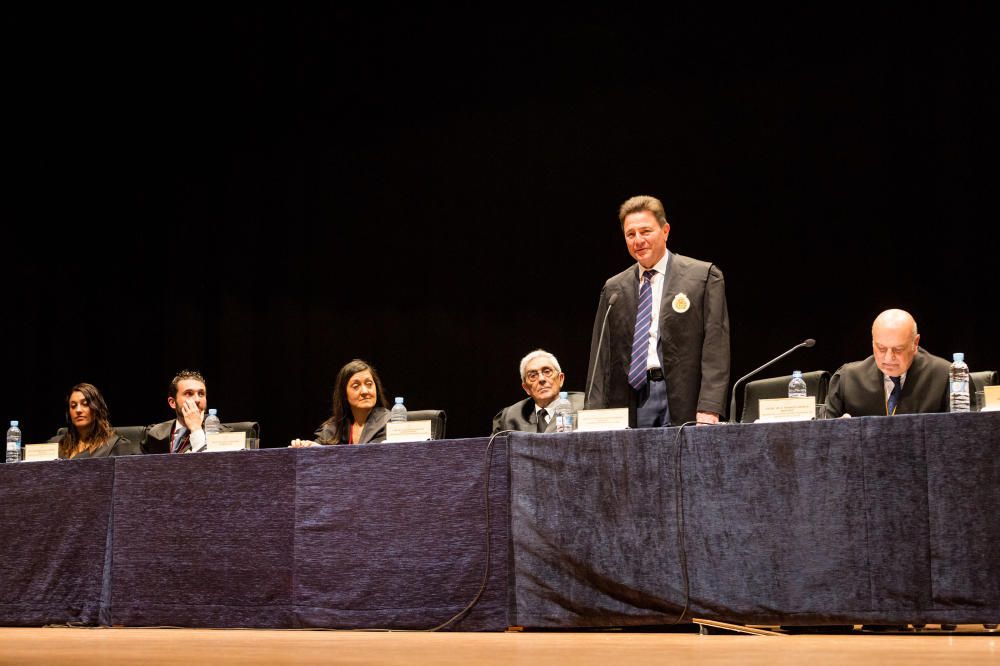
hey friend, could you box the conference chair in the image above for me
[115,425,150,446]
[50,425,149,445]
[971,370,998,392]
[740,370,831,423]
[222,421,261,448]
[403,410,447,440]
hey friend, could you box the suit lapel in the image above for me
[544,408,558,433]
[896,349,925,414]
[659,252,680,364]
[616,265,641,351]
[359,407,387,443]
[865,360,887,415]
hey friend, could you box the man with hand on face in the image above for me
[824,309,951,418]
[143,369,226,454]
[492,349,585,434]
[585,195,730,428]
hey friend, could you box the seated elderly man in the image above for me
[824,308,951,418]
[492,349,585,434]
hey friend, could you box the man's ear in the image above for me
[167,396,177,410]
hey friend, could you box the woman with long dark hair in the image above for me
[290,359,390,446]
[58,382,140,459]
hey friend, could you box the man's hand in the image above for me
[695,411,720,425]
[180,398,204,432]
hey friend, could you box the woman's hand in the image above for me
[289,439,319,448]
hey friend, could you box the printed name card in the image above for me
[206,431,248,452]
[984,385,1000,411]
[757,396,816,422]
[385,420,433,443]
[576,408,630,432]
[23,443,59,462]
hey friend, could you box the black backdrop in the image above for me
[5,7,998,446]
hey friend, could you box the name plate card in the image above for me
[24,443,59,462]
[206,431,248,452]
[757,396,816,422]
[576,408,630,432]
[984,385,1000,412]
[385,420,433,443]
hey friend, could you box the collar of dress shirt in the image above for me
[636,251,670,281]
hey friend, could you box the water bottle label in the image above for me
[556,413,575,432]
[951,381,968,393]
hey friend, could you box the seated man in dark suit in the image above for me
[143,369,228,454]
[492,349,585,434]
[824,309,951,418]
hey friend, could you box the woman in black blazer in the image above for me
[290,359,391,447]
[58,382,140,459]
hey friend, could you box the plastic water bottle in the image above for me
[5,420,22,464]
[788,371,807,398]
[390,397,407,422]
[204,409,221,434]
[552,392,576,432]
[949,353,970,412]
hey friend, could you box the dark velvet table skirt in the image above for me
[509,412,1000,627]
[2,413,997,629]
[0,437,510,630]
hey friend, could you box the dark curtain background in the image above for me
[5,6,998,446]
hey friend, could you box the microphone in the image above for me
[728,339,816,423]
[586,292,619,407]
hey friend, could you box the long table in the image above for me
[1,413,997,629]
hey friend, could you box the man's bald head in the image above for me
[871,309,920,377]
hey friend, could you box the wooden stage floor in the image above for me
[1,627,998,665]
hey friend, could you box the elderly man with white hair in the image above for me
[492,349,586,434]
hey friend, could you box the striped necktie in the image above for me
[887,376,902,415]
[628,269,656,390]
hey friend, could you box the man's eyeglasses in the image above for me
[524,367,557,382]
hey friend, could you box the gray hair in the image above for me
[519,349,562,381]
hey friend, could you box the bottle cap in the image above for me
[953,352,964,363]
[395,397,405,404]
[559,391,568,399]
[208,409,217,416]
[10,420,18,427]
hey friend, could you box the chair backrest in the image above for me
[741,370,830,423]
[971,370,998,392]
[223,422,261,448]
[50,425,148,445]
[404,410,447,440]
[115,425,149,446]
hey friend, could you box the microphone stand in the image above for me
[728,339,816,423]
[586,293,619,407]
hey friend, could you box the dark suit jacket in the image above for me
[58,434,140,460]
[142,419,232,455]
[585,252,730,425]
[492,392,586,434]
[824,347,951,418]
[315,405,390,444]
